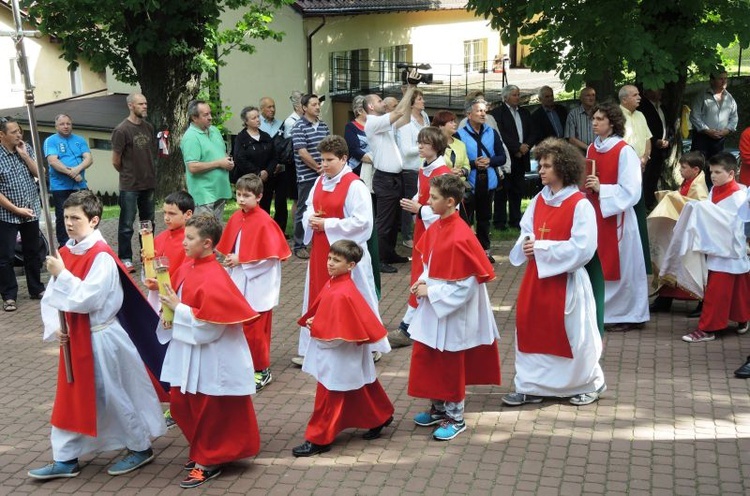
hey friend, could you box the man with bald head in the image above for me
[619,84,652,170]
[364,85,415,273]
[565,87,596,153]
[112,93,156,272]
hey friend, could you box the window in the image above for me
[464,39,488,73]
[379,45,411,84]
[91,138,112,150]
[329,49,369,94]
[69,66,82,95]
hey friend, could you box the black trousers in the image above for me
[372,170,403,262]
[0,219,44,301]
[473,171,492,250]
[493,168,524,229]
[260,170,288,233]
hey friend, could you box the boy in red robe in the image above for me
[216,174,291,390]
[293,239,394,457]
[29,191,166,480]
[158,214,261,488]
[408,174,501,441]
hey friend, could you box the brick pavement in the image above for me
[1,218,750,495]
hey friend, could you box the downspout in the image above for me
[307,16,326,94]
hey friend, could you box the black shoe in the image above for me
[292,441,331,457]
[363,416,394,440]
[735,356,750,378]
[687,301,703,318]
[380,263,397,273]
[387,255,409,264]
[649,296,673,313]
[487,254,496,264]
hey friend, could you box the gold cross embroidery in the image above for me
[538,222,551,240]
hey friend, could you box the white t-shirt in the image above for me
[364,113,403,174]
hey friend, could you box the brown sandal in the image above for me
[3,299,17,312]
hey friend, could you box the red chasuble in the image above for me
[710,179,740,204]
[586,140,627,281]
[408,163,452,308]
[298,272,387,343]
[515,193,585,358]
[415,211,495,283]
[215,207,291,263]
[154,227,189,279]
[172,254,259,324]
[308,173,360,305]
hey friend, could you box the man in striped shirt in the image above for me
[291,94,330,259]
[565,87,597,154]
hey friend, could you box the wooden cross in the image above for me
[538,222,551,240]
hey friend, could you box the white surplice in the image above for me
[302,339,378,391]
[226,233,282,312]
[509,185,605,397]
[41,230,166,461]
[593,136,650,324]
[298,165,389,356]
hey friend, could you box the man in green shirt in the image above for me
[180,100,234,221]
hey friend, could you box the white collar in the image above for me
[66,229,106,255]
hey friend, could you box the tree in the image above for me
[467,0,750,153]
[24,0,293,196]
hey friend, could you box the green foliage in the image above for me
[466,0,750,92]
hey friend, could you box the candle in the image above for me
[154,256,173,325]
[140,220,156,278]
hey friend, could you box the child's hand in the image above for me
[139,247,145,262]
[309,216,325,232]
[522,238,535,258]
[45,252,65,277]
[305,317,314,328]
[159,283,180,310]
[410,280,427,297]
[223,253,239,268]
[399,198,421,214]
[55,329,69,344]
[161,318,173,330]
[144,277,159,291]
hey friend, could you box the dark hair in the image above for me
[63,190,103,222]
[410,89,424,106]
[0,116,18,133]
[708,151,738,173]
[188,99,208,119]
[240,106,259,126]
[329,239,363,264]
[431,110,457,128]
[186,214,222,247]
[592,101,626,137]
[533,138,585,187]
[710,66,727,79]
[301,94,319,108]
[164,190,195,213]
[318,135,349,159]
[678,151,705,170]
[236,173,264,196]
[430,174,464,203]
[417,126,448,156]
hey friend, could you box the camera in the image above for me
[397,63,433,85]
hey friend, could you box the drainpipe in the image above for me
[307,16,326,94]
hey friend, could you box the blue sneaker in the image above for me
[432,419,466,441]
[28,460,80,480]
[414,407,446,427]
[107,448,154,476]
[164,409,176,429]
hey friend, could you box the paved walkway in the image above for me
[2,218,750,495]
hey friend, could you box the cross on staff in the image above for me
[537,222,551,240]
[3,0,73,383]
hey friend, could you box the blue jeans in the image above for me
[293,179,315,250]
[118,189,155,261]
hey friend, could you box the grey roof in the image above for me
[0,92,127,133]
[292,0,468,15]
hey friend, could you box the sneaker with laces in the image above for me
[255,368,273,390]
[681,330,716,343]
[180,467,222,488]
[502,392,544,406]
[570,384,607,406]
[737,322,749,335]
[28,460,80,480]
[387,328,412,348]
[432,419,466,441]
[122,259,136,273]
[164,409,176,429]
[107,448,154,476]
[414,407,447,426]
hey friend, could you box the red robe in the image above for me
[52,241,167,437]
[408,162,452,308]
[297,272,393,445]
[409,212,501,402]
[154,226,189,279]
[515,193,584,358]
[586,140,627,281]
[308,173,360,306]
[215,207,291,263]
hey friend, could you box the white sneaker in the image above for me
[122,260,136,273]
[291,356,304,367]
[372,351,382,363]
[738,322,749,335]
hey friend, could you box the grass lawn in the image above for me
[99,198,530,244]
